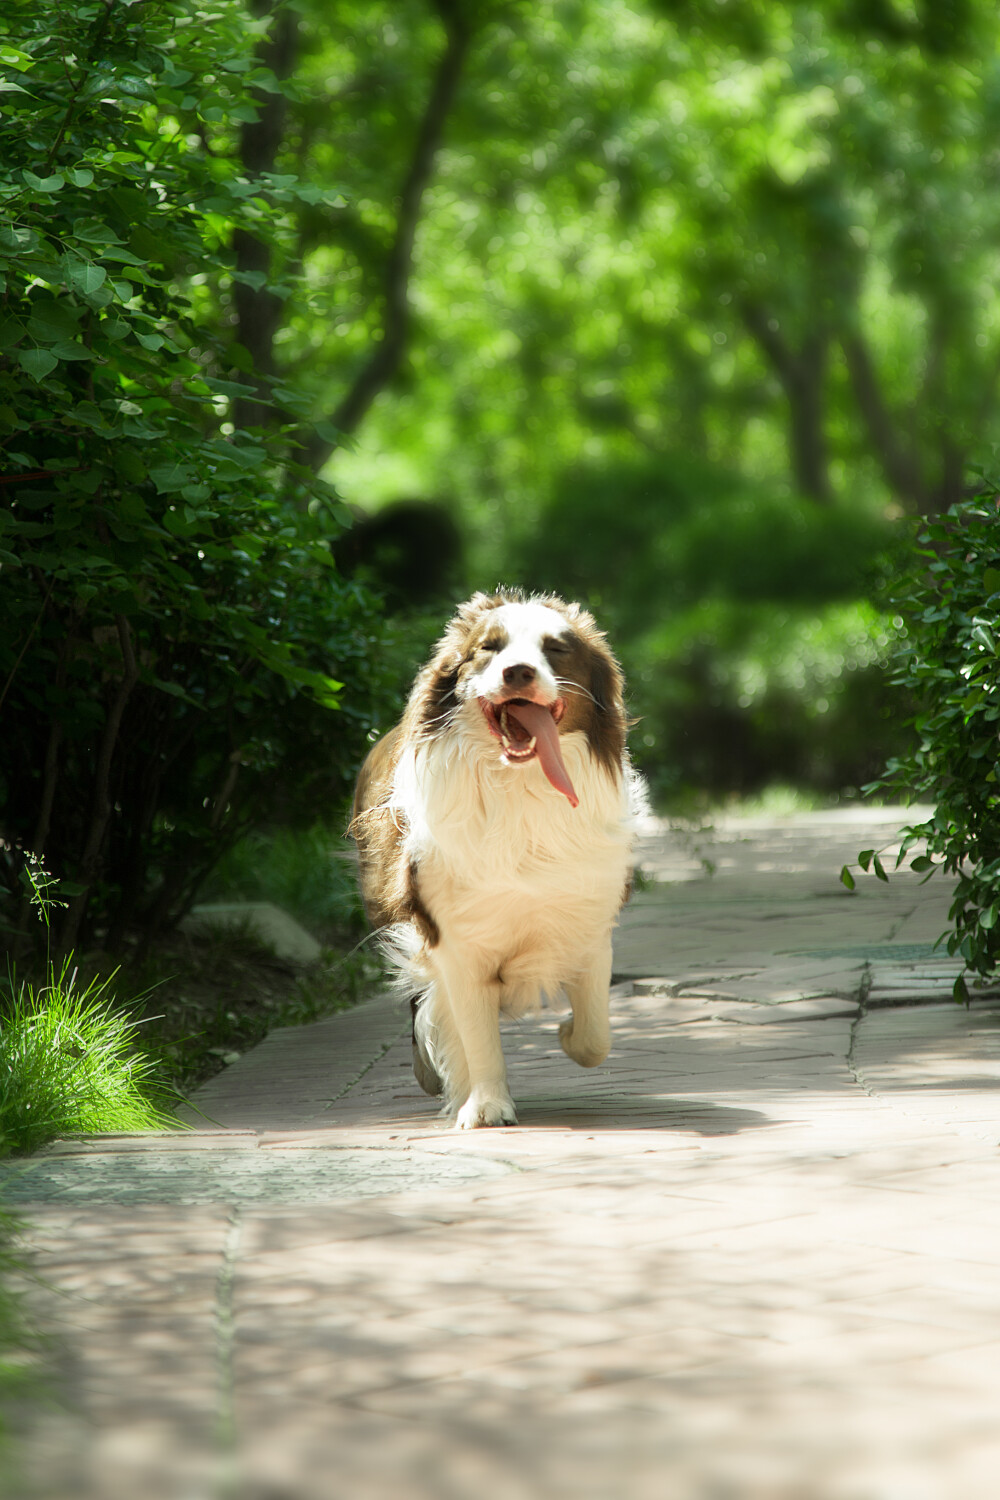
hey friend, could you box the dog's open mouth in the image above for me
[479,697,579,808]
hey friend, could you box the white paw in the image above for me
[559,1020,610,1068]
[455,1087,518,1130]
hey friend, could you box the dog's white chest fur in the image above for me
[392,708,636,1012]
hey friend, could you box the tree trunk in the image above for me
[232,1,299,431]
[741,303,833,504]
[59,615,138,954]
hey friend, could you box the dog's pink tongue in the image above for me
[505,701,579,808]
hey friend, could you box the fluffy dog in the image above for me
[350,589,645,1128]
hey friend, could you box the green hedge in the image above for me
[861,490,1000,991]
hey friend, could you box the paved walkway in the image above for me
[7,809,1000,1500]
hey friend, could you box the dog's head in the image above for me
[405,589,627,806]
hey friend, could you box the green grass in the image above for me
[0,959,177,1158]
[718,785,828,818]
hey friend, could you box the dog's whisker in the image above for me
[418,706,460,733]
[554,677,599,706]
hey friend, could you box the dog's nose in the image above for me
[502,662,537,689]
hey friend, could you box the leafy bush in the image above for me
[858,491,1000,994]
[0,1,395,948]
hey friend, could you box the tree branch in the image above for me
[306,1,473,470]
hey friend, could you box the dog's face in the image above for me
[407,592,627,805]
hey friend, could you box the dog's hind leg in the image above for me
[559,940,613,1068]
[410,996,443,1097]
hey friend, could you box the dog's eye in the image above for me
[544,637,571,656]
[479,638,503,654]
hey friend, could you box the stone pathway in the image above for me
[7,809,1000,1500]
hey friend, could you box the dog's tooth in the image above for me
[501,734,513,751]
[527,736,536,751]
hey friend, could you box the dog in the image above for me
[350,589,646,1128]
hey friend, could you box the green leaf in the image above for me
[73,218,120,245]
[100,246,148,267]
[117,76,158,103]
[25,298,81,342]
[64,260,108,296]
[979,905,999,930]
[0,314,26,349]
[872,854,889,883]
[204,377,256,398]
[47,339,93,361]
[839,865,856,891]
[23,169,65,193]
[152,679,201,705]
[150,463,196,494]
[0,223,35,251]
[17,348,58,382]
[858,848,874,872]
[953,974,970,1007]
[162,507,196,537]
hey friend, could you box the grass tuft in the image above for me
[0,959,177,1158]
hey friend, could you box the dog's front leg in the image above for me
[560,940,613,1068]
[436,948,517,1129]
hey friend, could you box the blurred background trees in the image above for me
[3,0,999,946]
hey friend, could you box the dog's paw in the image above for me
[455,1087,518,1130]
[559,1020,610,1069]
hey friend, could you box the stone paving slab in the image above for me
[8,809,1000,1500]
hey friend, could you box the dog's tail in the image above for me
[376,920,431,994]
[376,923,445,1099]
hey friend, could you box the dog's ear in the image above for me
[586,642,627,771]
[407,640,463,737]
[589,647,623,715]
